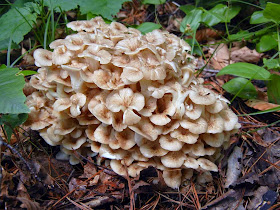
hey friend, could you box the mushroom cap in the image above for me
[206,100,226,114]
[99,144,127,160]
[219,109,239,131]
[111,129,136,150]
[184,103,203,120]
[94,124,113,144]
[180,118,208,134]
[53,98,71,112]
[69,93,87,117]
[197,158,218,172]
[34,49,53,67]
[206,113,224,134]
[110,160,126,176]
[52,45,73,65]
[106,88,145,112]
[162,169,182,189]
[183,156,199,169]
[170,127,199,144]
[189,86,216,105]
[202,133,225,147]
[129,118,162,141]
[140,140,168,158]
[128,163,145,177]
[145,30,166,46]
[161,151,186,168]
[159,135,184,151]
[62,136,87,150]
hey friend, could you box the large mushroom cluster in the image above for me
[25,17,240,188]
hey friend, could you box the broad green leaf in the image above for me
[142,0,166,4]
[40,0,79,12]
[0,113,28,141]
[263,2,280,23]
[17,70,38,76]
[0,65,7,69]
[250,11,270,24]
[86,12,111,23]
[0,68,29,114]
[267,74,280,104]
[79,0,131,20]
[256,34,278,52]
[0,39,19,51]
[0,6,37,43]
[217,63,271,80]
[180,5,195,14]
[180,8,203,33]
[185,38,203,56]
[24,2,41,14]
[228,30,254,41]
[136,22,161,34]
[263,58,280,70]
[202,4,241,26]
[222,77,257,99]
[13,0,33,8]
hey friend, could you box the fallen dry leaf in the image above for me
[225,146,243,188]
[21,48,35,66]
[245,99,280,112]
[18,197,41,210]
[79,161,97,179]
[196,28,223,42]
[247,186,269,210]
[208,43,233,70]
[231,46,262,63]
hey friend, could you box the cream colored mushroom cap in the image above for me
[34,49,53,67]
[189,86,216,105]
[197,158,218,172]
[110,160,126,176]
[180,118,208,134]
[159,135,184,151]
[161,151,186,168]
[162,169,182,189]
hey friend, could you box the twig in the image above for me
[51,170,103,208]
[0,135,42,183]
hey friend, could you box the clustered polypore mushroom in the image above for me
[25,17,240,189]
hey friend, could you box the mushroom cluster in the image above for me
[25,17,240,188]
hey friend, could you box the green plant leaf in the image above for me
[0,5,37,43]
[267,74,280,104]
[180,8,203,33]
[228,30,254,41]
[217,62,271,80]
[0,39,19,51]
[136,22,161,34]
[263,2,280,23]
[79,0,131,20]
[202,4,241,26]
[185,38,203,56]
[256,33,278,52]
[86,12,111,23]
[142,0,166,4]
[250,11,270,24]
[222,77,257,99]
[0,113,28,141]
[0,67,29,114]
[180,5,195,14]
[263,58,280,70]
[40,0,78,12]
[17,70,38,76]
